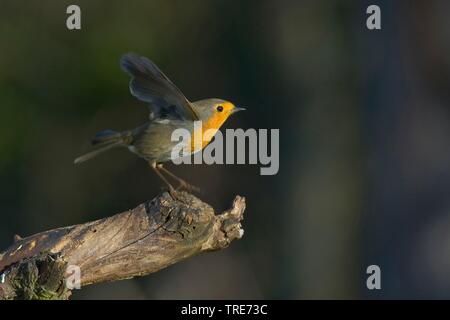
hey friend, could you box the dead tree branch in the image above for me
[0,191,246,300]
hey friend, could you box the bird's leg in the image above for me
[157,164,200,192]
[149,162,175,193]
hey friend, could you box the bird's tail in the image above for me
[74,129,128,165]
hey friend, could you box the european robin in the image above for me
[74,53,244,191]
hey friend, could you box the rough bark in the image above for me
[0,191,246,300]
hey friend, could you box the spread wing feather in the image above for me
[120,53,199,121]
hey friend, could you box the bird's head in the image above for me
[192,98,245,130]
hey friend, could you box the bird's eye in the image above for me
[216,105,224,112]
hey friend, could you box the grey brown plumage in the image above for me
[74,52,243,190]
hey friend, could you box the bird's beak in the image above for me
[233,106,246,113]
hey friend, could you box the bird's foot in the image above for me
[168,187,180,200]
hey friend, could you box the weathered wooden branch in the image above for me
[0,191,246,300]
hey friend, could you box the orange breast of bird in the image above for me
[189,112,229,153]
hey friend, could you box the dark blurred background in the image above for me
[0,0,449,299]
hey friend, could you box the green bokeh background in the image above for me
[0,0,449,299]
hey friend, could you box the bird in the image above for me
[74,52,245,192]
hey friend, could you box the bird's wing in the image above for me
[120,53,199,121]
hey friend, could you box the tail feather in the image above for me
[74,130,125,165]
[91,129,122,145]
